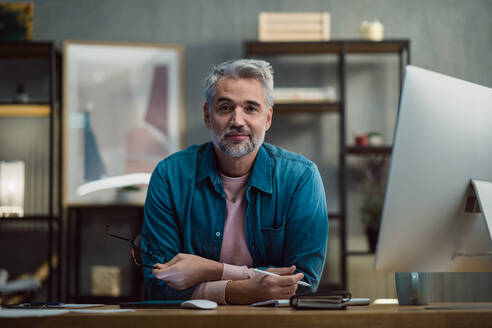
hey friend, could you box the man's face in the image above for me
[204,77,272,157]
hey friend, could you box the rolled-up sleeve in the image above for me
[283,163,329,291]
[141,163,198,300]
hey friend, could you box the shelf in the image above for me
[0,215,60,223]
[0,42,55,58]
[245,39,410,56]
[345,146,392,155]
[328,212,343,220]
[274,101,341,113]
[345,251,374,256]
[0,104,51,117]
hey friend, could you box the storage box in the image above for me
[258,12,331,41]
[91,265,121,297]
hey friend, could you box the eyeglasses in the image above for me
[104,225,165,269]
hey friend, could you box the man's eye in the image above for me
[246,106,258,112]
[218,104,232,111]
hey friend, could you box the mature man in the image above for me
[141,59,328,304]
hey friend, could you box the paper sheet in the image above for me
[0,309,70,318]
[0,308,134,318]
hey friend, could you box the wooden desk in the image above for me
[2,304,492,328]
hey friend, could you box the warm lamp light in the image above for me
[0,160,25,217]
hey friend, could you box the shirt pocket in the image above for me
[260,222,285,265]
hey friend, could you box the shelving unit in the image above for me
[245,39,410,289]
[0,42,62,301]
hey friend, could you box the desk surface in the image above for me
[2,303,492,328]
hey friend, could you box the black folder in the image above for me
[289,290,351,310]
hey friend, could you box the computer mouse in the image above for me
[181,299,218,310]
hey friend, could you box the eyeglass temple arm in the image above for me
[104,224,132,242]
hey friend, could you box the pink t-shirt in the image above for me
[191,172,255,304]
[219,173,255,267]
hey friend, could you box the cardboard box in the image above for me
[258,12,330,41]
[91,265,121,297]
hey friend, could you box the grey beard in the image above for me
[211,129,265,158]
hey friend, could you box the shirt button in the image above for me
[216,232,221,237]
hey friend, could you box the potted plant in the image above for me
[349,155,388,253]
[360,182,385,252]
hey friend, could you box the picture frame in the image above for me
[63,41,184,205]
[0,2,34,41]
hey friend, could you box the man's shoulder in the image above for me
[154,143,207,172]
[262,143,315,170]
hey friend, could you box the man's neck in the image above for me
[213,145,258,177]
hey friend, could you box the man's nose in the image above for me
[230,107,246,126]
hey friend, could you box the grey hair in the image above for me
[204,59,274,109]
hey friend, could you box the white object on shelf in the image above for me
[0,160,25,217]
[259,12,330,41]
[360,19,384,41]
[368,132,383,146]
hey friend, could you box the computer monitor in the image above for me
[375,65,492,272]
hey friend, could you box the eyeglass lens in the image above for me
[132,234,165,267]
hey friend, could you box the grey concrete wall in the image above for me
[2,0,491,301]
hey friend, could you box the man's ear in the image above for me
[265,107,273,131]
[203,102,211,130]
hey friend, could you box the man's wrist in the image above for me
[225,280,254,305]
[204,259,223,282]
[225,280,240,304]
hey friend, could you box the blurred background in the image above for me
[0,0,491,304]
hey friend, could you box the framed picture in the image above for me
[0,2,34,41]
[63,41,184,205]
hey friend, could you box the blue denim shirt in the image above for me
[141,142,328,300]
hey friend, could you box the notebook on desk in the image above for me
[251,290,370,309]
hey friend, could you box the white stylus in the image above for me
[253,268,311,287]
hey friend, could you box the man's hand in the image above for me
[152,253,223,290]
[225,265,303,304]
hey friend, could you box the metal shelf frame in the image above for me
[245,39,410,289]
[0,41,62,301]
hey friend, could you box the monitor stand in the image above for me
[452,179,492,259]
[425,181,492,310]
[472,179,492,239]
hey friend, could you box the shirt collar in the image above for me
[248,144,273,194]
[196,142,273,194]
[197,142,219,184]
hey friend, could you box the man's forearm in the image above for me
[203,259,224,282]
[152,254,225,290]
[225,267,302,304]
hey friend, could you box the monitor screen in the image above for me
[375,66,492,272]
